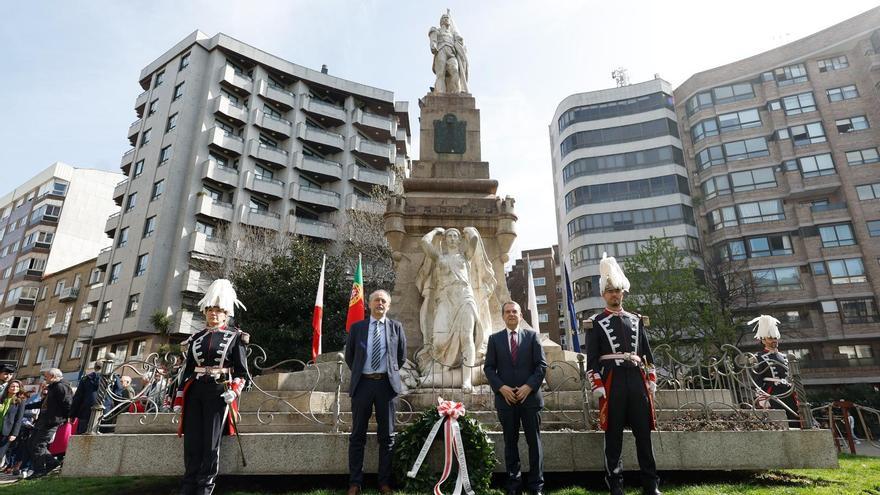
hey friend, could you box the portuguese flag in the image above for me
[345,255,365,332]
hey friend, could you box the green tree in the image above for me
[624,237,737,362]
[229,238,353,369]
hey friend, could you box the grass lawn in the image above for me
[3,455,878,495]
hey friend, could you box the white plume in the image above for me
[197,279,247,317]
[598,253,630,293]
[748,314,781,339]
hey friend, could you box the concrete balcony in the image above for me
[78,326,95,339]
[301,97,346,127]
[218,65,253,95]
[120,148,135,175]
[0,328,27,338]
[212,95,248,124]
[86,283,103,304]
[240,206,283,230]
[96,246,112,268]
[346,193,384,214]
[170,310,204,335]
[181,269,211,294]
[395,127,410,156]
[247,139,290,167]
[253,109,293,139]
[294,153,343,181]
[350,136,395,167]
[354,108,396,141]
[348,164,393,189]
[113,178,128,206]
[134,90,150,113]
[296,123,345,153]
[292,185,341,210]
[207,127,245,155]
[200,159,240,188]
[59,287,80,303]
[257,79,295,110]
[785,171,841,199]
[244,170,285,199]
[289,217,337,241]
[195,195,235,223]
[127,118,142,145]
[104,212,121,236]
[49,322,69,337]
[188,231,225,258]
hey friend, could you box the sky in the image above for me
[2,0,879,259]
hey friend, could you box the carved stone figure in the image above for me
[429,10,469,94]
[417,227,495,391]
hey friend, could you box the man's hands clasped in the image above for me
[499,384,533,405]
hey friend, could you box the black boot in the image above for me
[642,479,662,495]
[608,478,625,495]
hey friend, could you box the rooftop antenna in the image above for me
[611,67,630,87]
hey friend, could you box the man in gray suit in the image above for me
[484,301,547,495]
[345,289,407,495]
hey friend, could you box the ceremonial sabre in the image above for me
[223,380,248,467]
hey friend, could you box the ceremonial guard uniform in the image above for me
[174,279,249,495]
[585,255,660,495]
[749,315,799,427]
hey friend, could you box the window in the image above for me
[867,220,880,237]
[254,164,274,181]
[88,268,102,285]
[563,146,685,182]
[179,52,190,70]
[133,159,145,178]
[564,174,690,211]
[836,116,869,134]
[769,63,808,86]
[839,298,879,324]
[558,92,674,131]
[819,223,856,247]
[696,145,725,169]
[686,91,713,116]
[159,145,172,163]
[567,204,695,238]
[711,82,755,105]
[79,303,93,321]
[533,277,546,287]
[716,239,747,261]
[125,192,137,212]
[798,153,835,178]
[151,180,164,201]
[730,167,776,192]
[781,92,816,115]
[708,206,738,230]
[722,137,769,161]
[846,148,880,166]
[166,113,178,132]
[529,259,545,269]
[195,221,216,238]
[108,263,122,284]
[857,182,880,201]
[560,118,679,156]
[141,128,152,146]
[173,82,185,101]
[691,119,718,141]
[701,175,730,199]
[811,262,826,275]
[838,345,873,360]
[826,85,858,102]
[131,338,147,357]
[753,267,801,291]
[827,258,866,284]
[148,99,158,116]
[787,122,826,145]
[154,70,165,87]
[135,253,149,276]
[70,340,84,360]
[126,294,140,317]
[538,313,549,323]
[22,349,30,366]
[35,346,47,364]
[99,301,112,323]
[818,55,848,72]
[717,108,761,133]
[737,200,785,224]
[45,312,56,329]
[249,197,269,213]
[821,300,839,313]
[535,295,548,305]
[117,227,129,248]
[143,215,156,237]
[747,234,793,257]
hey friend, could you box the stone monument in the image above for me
[385,10,518,391]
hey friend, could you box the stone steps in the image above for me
[61,429,837,477]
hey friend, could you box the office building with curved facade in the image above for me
[674,9,880,386]
[549,78,700,327]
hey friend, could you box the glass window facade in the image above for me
[570,236,701,269]
[798,153,835,178]
[567,204,695,238]
[560,118,679,156]
[558,92,673,132]
[562,146,683,183]
[753,267,801,291]
[845,148,880,166]
[564,174,690,211]
[819,223,856,247]
[685,82,754,115]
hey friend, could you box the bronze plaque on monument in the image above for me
[433,113,466,154]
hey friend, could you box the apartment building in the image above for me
[17,258,97,382]
[673,8,880,386]
[506,246,565,346]
[88,31,411,364]
[549,78,700,319]
[0,163,121,367]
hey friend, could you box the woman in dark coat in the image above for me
[0,380,26,462]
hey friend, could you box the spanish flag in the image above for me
[345,255,365,332]
[311,255,326,362]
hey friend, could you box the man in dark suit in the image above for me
[26,368,72,478]
[345,289,406,495]
[484,301,547,495]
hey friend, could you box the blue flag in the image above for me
[564,262,582,351]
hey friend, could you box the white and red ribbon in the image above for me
[407,397,474,495]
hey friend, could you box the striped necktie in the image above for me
[370,320,383,370]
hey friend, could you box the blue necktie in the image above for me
[371,321,383,370]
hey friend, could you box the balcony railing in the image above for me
[254,175,285,186]
[258,143,288,155]
[0,328,27,337]
[50,322,69,336]
[248,208,281,219]
[810,202,847,213]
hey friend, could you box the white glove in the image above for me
[221,389,237,404]
[173,405,182,413]
[647,380,657,395]
[592,387,606,400]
